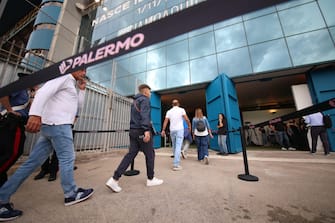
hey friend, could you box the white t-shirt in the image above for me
[166,106,186,131]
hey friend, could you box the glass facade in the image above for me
[83,0,335,96]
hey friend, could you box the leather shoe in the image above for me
[34,170,48,180]
[48,174,57,182]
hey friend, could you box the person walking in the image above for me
[272,121,295,151]
[106,84,163,193]
[304,112,330,155]
[34,150,59,181]
[0,69,94,222]
[161,99,191,171]
[192,108,213,164]
[217,113,228,155]
[181,118,193,159]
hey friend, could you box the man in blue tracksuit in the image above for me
[106,84,163,192]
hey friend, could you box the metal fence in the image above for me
[21,82,132,155]
[73,82,132,152]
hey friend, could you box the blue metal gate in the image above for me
[150,92,161,148]
[308,68,335,151]
[206,74,242,153]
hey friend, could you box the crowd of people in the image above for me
[246,114,331,156]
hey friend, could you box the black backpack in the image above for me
[323,114,332,128]
[196,119,206,132]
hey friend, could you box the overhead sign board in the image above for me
[0,0,289,97]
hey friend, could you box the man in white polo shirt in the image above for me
[0,69,94,221]
[161,99,191,171]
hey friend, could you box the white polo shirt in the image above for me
[29,74,85,125]
[166,106,186,131]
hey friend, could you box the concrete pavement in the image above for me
[6,148,335,223]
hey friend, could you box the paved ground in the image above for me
[6,148,335,223]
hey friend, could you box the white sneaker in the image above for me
[204,156,209,165]
[288,147,296,151]
[106,177,122,193]
[281,147,287,151]
[147,177,163,187]
[172,165,183,171]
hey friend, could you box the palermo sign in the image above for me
[58,33,145,74]
[0,0,289,97]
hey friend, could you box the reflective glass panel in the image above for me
[188,25,213,38]
[166,0,182,8]
[147,41,166,51]
[190,55,218,84]
[87,61,113,84]
[189,32,215,59]
[147,68,166,91]
[215,23,247,52]
[147,47,166,69]
[129,53,146,74]
[245,13,283,45]
[318,0,335,27]
[330,27,335,43]
[166,62,190,88]
[115,58,130,77]
[243,6,276,20]
[217,47,252,77]
[135,0,166,21]
[115,76,133,95]
[287,29,335,66]
[279,2,325,36]
[249,39,292,73]
[214,16,242,30]
[129,72,146,91]
[165,33,188,45]
[276,0,314,10]
[166,40,189,65]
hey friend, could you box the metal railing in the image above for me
[22,82,133,154]
[73,82,132,152]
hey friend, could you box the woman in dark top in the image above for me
[217,113,228,155]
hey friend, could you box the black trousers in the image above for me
[311,126,330,154]
[0,114,26,187]
[113,129,155,180]
[41,150,59,175]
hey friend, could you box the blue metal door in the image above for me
[150,91,161,148]
[308,68,335,151]
[206,74,242,153]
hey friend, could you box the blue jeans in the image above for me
[218,135,228,154]
[170,129,184,167]
[275,131,290,148]
[0,124,77,203]
[195,135,209,160]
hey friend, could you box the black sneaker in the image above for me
[0,203,23,221]
[34,170,48,180]
[48,173,57,182]
[64,188,94,206]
